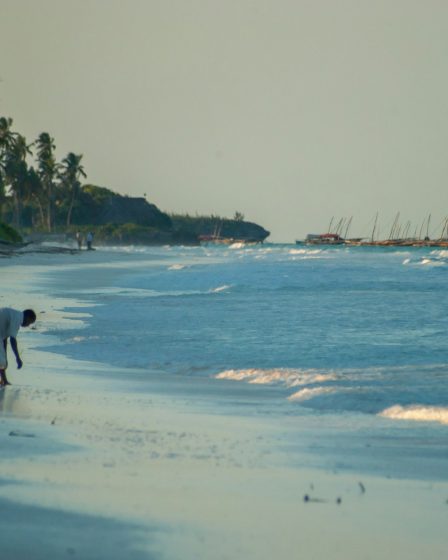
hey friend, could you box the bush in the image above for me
[0,221,23,243]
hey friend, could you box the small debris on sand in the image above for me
[303,494,328,504]
[9,430,36,438]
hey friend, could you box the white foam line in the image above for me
[379,405,448,425]
[287,387,335,401]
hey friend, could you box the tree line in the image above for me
[0,116,86,231]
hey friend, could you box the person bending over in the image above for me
[0,308,36,386]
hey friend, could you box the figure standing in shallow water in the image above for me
[0,308,36,386]
[86,231,94,250]
[75,230,82,250]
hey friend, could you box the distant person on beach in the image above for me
[86,231,94,250]
[0,308,36,386]
[75,231,83,250]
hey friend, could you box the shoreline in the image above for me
[2,373,448,559]
[1,251,448,559]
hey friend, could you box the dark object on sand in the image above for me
[303,494,327,504]
[9,430,36,438]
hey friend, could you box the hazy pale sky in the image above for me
[1,0,448,241]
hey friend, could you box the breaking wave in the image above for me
[215,368,336,388]
[403,256,447,267]
[288,248,323,255]
[210,285,232,293]
[430,249,448,258]
[287,387,336,401]
[419,258,446,267]
[379,405,448,425]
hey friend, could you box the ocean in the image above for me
[34,243,448,480]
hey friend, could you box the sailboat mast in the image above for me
[371,212,378,242]
[344,217,353,239]
[389,212,400,240]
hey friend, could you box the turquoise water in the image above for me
[39,243,448,477]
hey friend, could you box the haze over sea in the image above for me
[37,242,448,480]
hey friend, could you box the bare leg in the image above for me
[0,368,10,386]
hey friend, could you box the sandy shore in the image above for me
[1,253,447,559]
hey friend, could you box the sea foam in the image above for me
[210,285,232,293]
[215,368,336,388]
[287,387,336,401]
[379,405,448,425]
[288,248,322,255]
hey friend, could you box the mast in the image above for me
[344,216,353,239]
[439,217,448,240]
[389,212,400,240]
[371,212,378,242]
[418,217,425,240]
[403,221,411,239]
[334,218,344,236]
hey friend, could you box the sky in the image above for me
[1,0,448,242]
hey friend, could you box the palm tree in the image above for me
[35,132,58,232]
[4,134,33,227]
[23,167,45,228]
[0,172,5,219]
[0,117,18,218]
[59,152,86,226]
[0,117,16,153]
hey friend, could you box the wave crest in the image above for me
[379,405,448,425]
[287,387,335,401]
[215,368,336,387]
[210,285,232,293]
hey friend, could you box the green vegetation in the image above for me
[81,223,168,245]
[1,115,269,245]
[0,221,22,243]
[0,117,86,231]
[170,213,269,242]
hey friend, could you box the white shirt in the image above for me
[0,308,23,339]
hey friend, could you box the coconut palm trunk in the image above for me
[36,132,58,232]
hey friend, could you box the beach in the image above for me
[1,245,448,559]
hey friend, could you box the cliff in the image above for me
[72,187,270,244]
[72,186,172,230]
[97,196,172,229]
[171,215,270,243]
[3,184,270,246]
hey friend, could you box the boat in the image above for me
[199,235,261,246]
[296,233,345,245]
